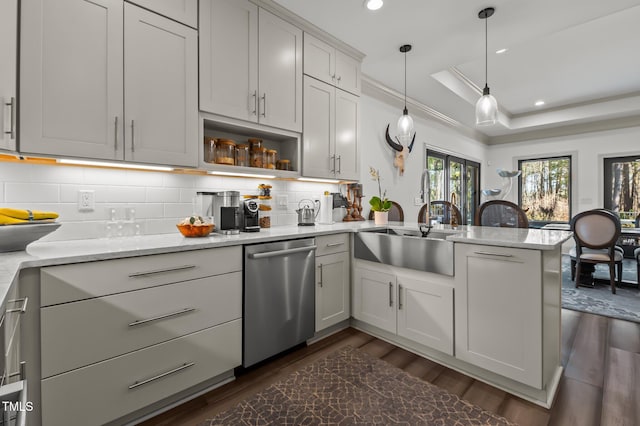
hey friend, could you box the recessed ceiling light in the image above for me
[535,100,545,106]
[495,48,508,54]
[364,0,383,11]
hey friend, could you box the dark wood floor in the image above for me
[142,310,640,426]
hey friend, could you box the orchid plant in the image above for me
[369,166,392,212]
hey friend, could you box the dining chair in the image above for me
[417,201,462,225]
[368,201,404,222]
[570,209,623,293]
[475,200,529,228]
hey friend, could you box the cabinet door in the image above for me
[303,76,335,179]
[335,50,361,96]
[303,33,335,86]
[353,267,396,334]
[455,244,543,388]
[126,0,197,28]
[20,0,124,160]
[316,252,350,331]
[199,0,258,122]
[124,4,198,167]
[258,8,302,132]
[334,88,359,180]
[396,275,454,355]
[0,0,17,151]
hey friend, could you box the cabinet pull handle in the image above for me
[4,97,15,139]
[6,297,28,314]
[261,93,266,117]
[251,91,257,115]
[337,76,342,84]
[337,155,342,174]
[331,74,336,82]
[128,307,196,327]
[114,116,119,150]
[128,362,195,390]
[128,264,196,278]
[318,263,323,287]
[389,282,393,307]
[474,251,514,258]
[330,155,336,173]
[326,242,344,248]
[398,284,403,310]
[130,119,135,152]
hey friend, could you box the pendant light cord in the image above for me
[484,14,488,88]
[404,49,407,109]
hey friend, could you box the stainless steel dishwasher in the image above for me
[243,238,316,367]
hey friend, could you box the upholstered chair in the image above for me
[570,209,623,293]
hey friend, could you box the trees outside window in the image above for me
[604,155,640,225]
[518,156,571,223]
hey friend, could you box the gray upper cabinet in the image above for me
[0,0,18,151]
[304,33,361,96]
[20,0,198,167]
[125,0,197,28]
[199,0,303,133]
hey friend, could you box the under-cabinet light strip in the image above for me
[297,177,341,184]
[57,158,174,172]
[207,171,276,179]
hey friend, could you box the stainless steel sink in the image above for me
[354,228,454,275]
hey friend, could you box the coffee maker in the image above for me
[240,198,260,232]
[197,191,240,234]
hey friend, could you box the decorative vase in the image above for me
[374,211,388,225]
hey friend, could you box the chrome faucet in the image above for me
[420,168,431,223]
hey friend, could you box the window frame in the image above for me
[517,155,572,227]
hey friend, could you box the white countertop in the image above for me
[0,221,572,305]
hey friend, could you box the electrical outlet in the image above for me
[276,194,288,209]
[78,190,95,212]
[414,197,423,206]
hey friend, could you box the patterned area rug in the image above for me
[562,254,640,323]
[201,346,515,425]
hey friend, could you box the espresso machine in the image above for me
[197,191,240,234]
[240,198,260,232]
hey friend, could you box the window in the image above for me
[518,156,571,223]
[426,149,480,225]
[603,155,640,224]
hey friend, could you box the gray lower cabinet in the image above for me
[36,246,242,426]
[315,234,350,331]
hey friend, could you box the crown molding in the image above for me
[251,0,366,61]
[361,75,489,144]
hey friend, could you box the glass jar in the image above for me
[250,147,265,168]
[259,197,272,228]
[204,137,216,163]
[236,144,249,167]
[276,159,291,171]
[248,138,262,151]
[265,149,277,169]
[214,139,236,165]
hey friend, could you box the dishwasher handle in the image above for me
[248,245,317,259]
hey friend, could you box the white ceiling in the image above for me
[272,0,640,143]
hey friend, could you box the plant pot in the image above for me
[374,211,388,225]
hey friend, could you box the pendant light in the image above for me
[397,44,414,143]
[475,7,498,126]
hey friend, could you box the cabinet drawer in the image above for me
[41,246,241,306]
[41,320,241,426]
[41,272,241,378]
[316,233,349,256]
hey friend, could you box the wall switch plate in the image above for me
[276,194,288,209]
[78,190,95,212]
[414,197,422,206]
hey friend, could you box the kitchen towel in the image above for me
[0,208,59,225]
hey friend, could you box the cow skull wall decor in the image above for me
[385,124,415,176]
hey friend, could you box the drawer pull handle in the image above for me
[6,297,28,314]
[474,251,514,258]
[128,307,196,327]
[128,362,195,390]
[128,264,196,278]
[326,242,345,248]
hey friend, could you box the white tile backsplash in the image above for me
[0,162,340,241]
